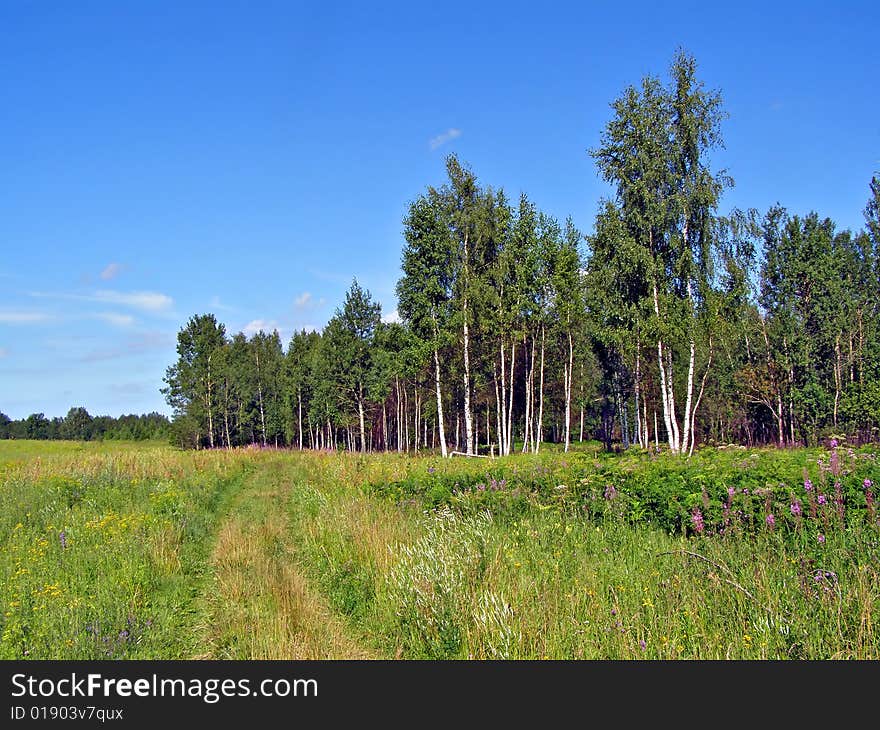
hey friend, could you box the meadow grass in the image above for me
[0,441,255,658]
[1,440,878,659]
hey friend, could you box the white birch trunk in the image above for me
[653,280,676,452]
[462,294,474,455]
[507,341,516,455]
[688,340,712,457]
[433,346,448,458]
[536,326,546,454]
[681,277,697,457]
[523,334,533,453]
[563,329,572,452]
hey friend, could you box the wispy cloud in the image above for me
[79,331,173,363]
[30,289,174,314]
[90,312,135,327]
[294,292,312,309]
[0,310,53,324]
[92,290,172,312]
[100,262,124,281]
[242,319,281,337]
[429,127,461,150]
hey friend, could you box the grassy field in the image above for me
[1,439,878,659]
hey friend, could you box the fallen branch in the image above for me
[449,451,491,458]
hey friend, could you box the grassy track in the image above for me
[197,456,375,659]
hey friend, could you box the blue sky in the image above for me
[1,1,878,420]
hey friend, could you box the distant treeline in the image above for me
[162,51,880,454]
[0,408,171,441]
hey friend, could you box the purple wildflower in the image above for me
[864,479,873,490]
[830,438,838,448]
[639,639,647,651]
[804,479,813,492]
[765,513,775,528]
[59,530,67,550]
[727,487,735,499]
[817,533,825,544]
[691,508,705,535]
[790,499,802,517]
[604,484,617,501]
[865,482,876,523]
[817,494,827,506]
[830,449,840,477]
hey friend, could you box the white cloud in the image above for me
[0,310,53,324]
[92,290,172,312]
[91,312,135,327]
[242,319,281,336]
[294,292,312,309]
[429,127,461,150]
[100,262,123,280]
[30,289,174,314]
[80,331,173,363]
[382,309,401,324]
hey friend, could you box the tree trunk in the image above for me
[499,339,508,454]
[257,382,266,447]
[486,402,491,453]
[462,293,474,455]
[414,389,421,454]
[358,386,367,453]
[297,391,303,450]
[653,280,676,452]
[568,330,574,451]
[395,376,402,453]
[433,346,447,457]
[205,354,215,449]
[223,378,231,449]
[681,276,697,457]
[522,334,533,453]
[404,382,409,452]
[688,339,712,457]
[634,340,643,448]
[507,341,516,454]
[494,361,503,456]
[833,336,841,429]
[538,325,547,453]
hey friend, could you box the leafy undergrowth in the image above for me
[367,441,880,536]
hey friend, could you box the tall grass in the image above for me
[0,441,254,659]
[2,439,878,659]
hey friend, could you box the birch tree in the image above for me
[398,194,454,457]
